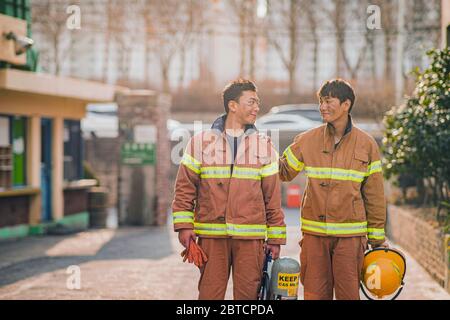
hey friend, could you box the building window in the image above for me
[64,120,83,181]
[0,115,27,189]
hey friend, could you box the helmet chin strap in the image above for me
[360,282,405,300]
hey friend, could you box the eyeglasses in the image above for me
[242,99,261,107]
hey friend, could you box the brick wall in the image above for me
[115,91,172,226]
[387,205,450,292]
[0,196,29,227]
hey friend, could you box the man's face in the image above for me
[319,95,350,123]
[230,90,260,125]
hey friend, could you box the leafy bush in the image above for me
[383,48,449,209]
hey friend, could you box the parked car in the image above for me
[256,113,321,131]
[267,103,383,141]
[269,104,322,122]
[82,103,182,138]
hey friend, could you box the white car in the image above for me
[256,113,321,132]
[265,103,382,138]
[82,103,182,138]
[269,104,322,122]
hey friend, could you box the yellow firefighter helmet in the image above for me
[360,247,406,300]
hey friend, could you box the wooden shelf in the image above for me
[0,187,41,197]
[0,146,13,189]
[63,179,98,190]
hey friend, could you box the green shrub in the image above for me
[383,48,449,207]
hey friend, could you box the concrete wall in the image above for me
[387,205,450,292]
[84,137,119,207]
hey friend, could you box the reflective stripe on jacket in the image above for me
[172,115,286,245]
[279,116,386,245]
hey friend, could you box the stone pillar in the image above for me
[155,94,171,225]
[115,90,171,226]
[52,117,64,220]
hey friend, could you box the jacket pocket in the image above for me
[197,197,212,221]
[352,198,366,220]
[197,181,213,221]
[248,203,266,224]
[353,151,369,172]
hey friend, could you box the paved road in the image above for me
[0,208,448,300]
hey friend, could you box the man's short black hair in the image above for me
[222,79,257,113]
[317,79,356,113]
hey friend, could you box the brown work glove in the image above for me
[180,240,208,268]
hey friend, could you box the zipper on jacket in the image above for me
[323,150,333,220]
[230,136,238,176]
[224,134,249,220]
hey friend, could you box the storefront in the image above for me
[0,68,118,240]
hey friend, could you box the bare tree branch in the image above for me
[265,0,303,99]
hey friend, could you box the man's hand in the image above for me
[178,229,196,248]
[265,244,281,260]
[370,241,389,249]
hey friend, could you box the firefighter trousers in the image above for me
[197,238,265,300]
[300,233,368,300]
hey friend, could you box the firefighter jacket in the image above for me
[172,114,286,245]
[279,116,386,245]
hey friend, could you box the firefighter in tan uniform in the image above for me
[172,79,286,300]
[279,79,388,300]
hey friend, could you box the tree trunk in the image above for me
[312,37,318,90]
[103,1,111,82]
[249,31,256,80]
[384,33,393,80]
[288,65,296,101]
[53,32,60,75]
[144,7,151,88]
[161,61,170,93]
[334,0,344,77]
[417,177,426,205]
[248,6,256,80]
[288,0,298,99]
[369,34,377,80]
[239,27,247,76]
[178,45,186,90]
[144,37,150,87]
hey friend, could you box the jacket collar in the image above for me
[211,113,257,136]
[323,114,353,153]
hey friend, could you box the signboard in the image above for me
[120,142,155,166]
[134,125,156,144]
